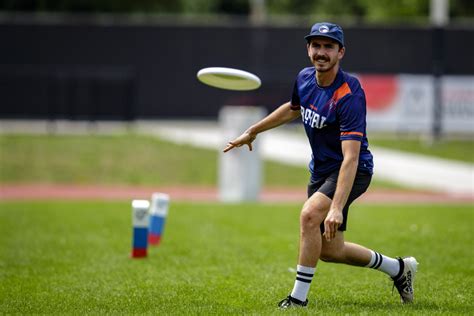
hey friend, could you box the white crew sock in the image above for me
[290,265,316,302]
[366,250,401,278]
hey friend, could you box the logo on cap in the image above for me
[319,25,329,33]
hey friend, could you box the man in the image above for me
[223,22,418,308]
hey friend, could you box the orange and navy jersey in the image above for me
[291,67,373,179]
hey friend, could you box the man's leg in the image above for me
[320,231,371,265]
[320,232,400,275]
[278,192,331,308]
[298,192,332,266]
[320,231,418,303]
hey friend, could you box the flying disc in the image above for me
[197,67,261,91]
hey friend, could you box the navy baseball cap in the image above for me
[304,22,344,47]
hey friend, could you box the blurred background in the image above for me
[0,0,473,133]
[0,0,473,196]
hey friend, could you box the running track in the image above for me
[1,184,472,204]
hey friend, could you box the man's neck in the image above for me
[315,65,339,87]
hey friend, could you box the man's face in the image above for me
[307,37,345,73]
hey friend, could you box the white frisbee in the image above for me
[197,67,261,91]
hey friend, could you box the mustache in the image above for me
[312,55,329,62]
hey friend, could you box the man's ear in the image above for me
[338,46,345,60]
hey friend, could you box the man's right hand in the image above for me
[223,131,256,152]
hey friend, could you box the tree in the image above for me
[1,0,472,21]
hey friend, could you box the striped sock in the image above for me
[290,265,315,302]
[366,250,400,277]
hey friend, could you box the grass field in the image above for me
[369,138,474,164]
[1,201,473,314]
[0,133,407,189]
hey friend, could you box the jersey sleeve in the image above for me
[290,79,300,111]
[337,93,367,142]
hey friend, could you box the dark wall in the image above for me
[1,21,472,119]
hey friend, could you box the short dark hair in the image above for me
[307,37,343,50]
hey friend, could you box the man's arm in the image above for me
[323,139,360,241]
[223,102,301,152]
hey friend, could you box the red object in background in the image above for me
[149,234,161,245]
[358,75,398,111]
[131,248,147,258]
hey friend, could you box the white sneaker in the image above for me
[392,257,418,303]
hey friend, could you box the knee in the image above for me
[300,203,325,230]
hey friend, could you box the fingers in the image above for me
[328,223,337,241]
[323,222,330,241]
[223,141,246,152]
[223,142,236,153]
[324,227,335,241]
[324,217,341,241]
[323,230,329,241]
[223,139,254,153]
[324,221,334,241]
[223,131,257,153]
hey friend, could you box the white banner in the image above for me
[442,76,474,132]
[358,74,474,134]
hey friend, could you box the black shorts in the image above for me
[307,169,372,232]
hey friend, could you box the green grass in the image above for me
[0,134,217,186]
[370,138,474,164]
[0,201,472,314]
[0,134,404,189]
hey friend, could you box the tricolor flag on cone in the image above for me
[131,200,150,258]
[149,193,169,246]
